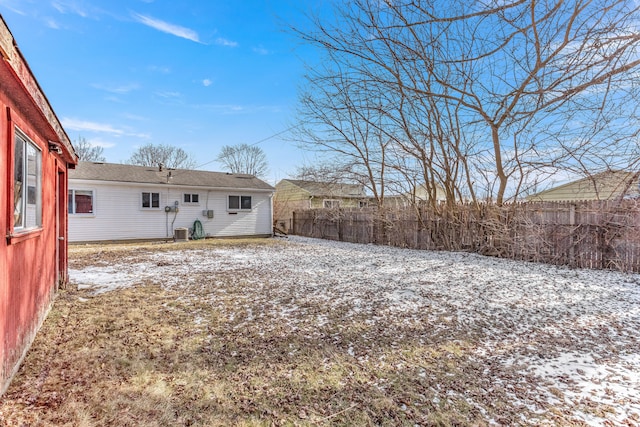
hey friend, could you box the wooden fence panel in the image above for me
[292,200,640,273]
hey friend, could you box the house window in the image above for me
[228,195,252,211]
[323,199,340,209]
[359,200,368,208]
[142,192,160,209]
[68,189,94,214]
[183,193,199,204]
[14,130,41,230]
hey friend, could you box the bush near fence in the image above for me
[292,200,640,273]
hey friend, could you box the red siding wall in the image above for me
[0,16,77,395]
[0,90,66,395]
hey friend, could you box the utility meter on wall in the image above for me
[164,201,180,213]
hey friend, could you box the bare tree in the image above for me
[294,0,640,205]
[73,136,106,162]
[127,143,196,169]
[295,164,350,184]
[295,68,392,208]
[216,144,268,177]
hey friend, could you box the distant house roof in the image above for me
[280,179,367,198]
[528,170,640,202]
[70,161,274,191]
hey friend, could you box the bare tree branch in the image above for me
[127,143,196,169]
[293,0,640,205]
[216,144,269,177]
[73,136,106,162]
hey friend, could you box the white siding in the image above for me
[68,180,273,242]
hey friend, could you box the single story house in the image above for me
[527,170,640,202]
[68,161,274,242]
[273,179,368,232]
[1,16,78,395]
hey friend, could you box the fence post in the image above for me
[292,211,297,236]
[569,203,576,267]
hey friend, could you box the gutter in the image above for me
[68,179,274,193]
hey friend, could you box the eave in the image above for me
[0,16,77,165]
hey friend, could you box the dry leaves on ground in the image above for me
[1,236,639,426]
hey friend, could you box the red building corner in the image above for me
[0,15,78,395]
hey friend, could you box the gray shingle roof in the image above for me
[283,179,366,198]
[70,161,274,191]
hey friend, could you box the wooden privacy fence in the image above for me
[292,200,640,273]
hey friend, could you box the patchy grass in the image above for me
[1,285,485,425]
[1,237,638,426]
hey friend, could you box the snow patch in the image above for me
[68,235,640,425]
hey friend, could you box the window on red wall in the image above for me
[14,129,42,230]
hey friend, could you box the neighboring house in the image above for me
[406,182,447,204]
[68,162,274,242]
[380,183,448,209]
[1,17,78,395]
[274,179,368,232]
[527,170,640,202]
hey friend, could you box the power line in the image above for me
[248,124,298,147]
[192,124,299,170]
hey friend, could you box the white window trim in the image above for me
[13,128,42,231]
[183,193,200,204]
[68,188,96,216]
[141,191,161,210]
[227,195,253,211]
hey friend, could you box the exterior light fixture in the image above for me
[48,141,62,154]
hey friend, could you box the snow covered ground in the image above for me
[69,236,640,425]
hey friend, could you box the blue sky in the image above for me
[0,0,323,184]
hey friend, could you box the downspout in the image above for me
[269,192,274,236]
[165,173,172,238]
[165,209,169,238]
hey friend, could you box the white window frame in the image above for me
[13,129,42,231]
[68,189,96,215]
[323,199,340,209]
[141,191,161,209]
[183,193,200,204]
[227,195,252,211]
